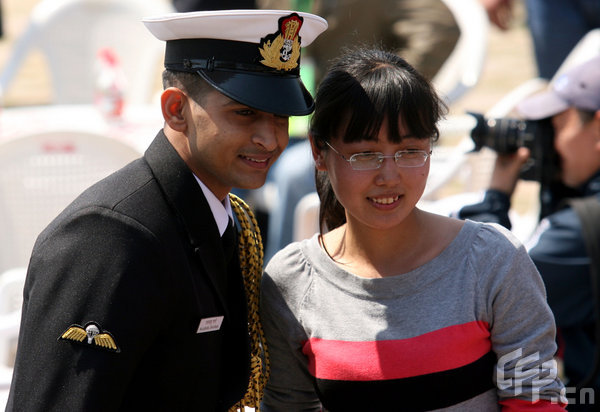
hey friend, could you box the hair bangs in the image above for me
[341,64,405,144]
[342,61,441,144]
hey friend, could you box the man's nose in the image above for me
[252,116,287,151]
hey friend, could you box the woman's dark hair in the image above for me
[309,47,447,233]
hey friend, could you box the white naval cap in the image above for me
[143,9,328,116]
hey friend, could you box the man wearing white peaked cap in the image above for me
[6,10,326,412]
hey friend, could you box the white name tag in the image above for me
[197,316,224,333]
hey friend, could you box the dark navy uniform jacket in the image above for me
[6,131,250,411]
[459,172,600,391]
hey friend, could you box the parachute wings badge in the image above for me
[60,322,120,353]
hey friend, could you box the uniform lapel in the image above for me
[144,131,231,316]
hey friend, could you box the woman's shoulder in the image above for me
[264,235,321,281]
[421,211,519,250]
[459,219,536,282]
[468,219,524,249]
[423,215,527,271]
[262,235,321,307]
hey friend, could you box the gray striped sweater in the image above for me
[260,220,567,411]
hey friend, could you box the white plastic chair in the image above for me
[0,131,141,275]
[0,266,27,409]
[0,268,26,376]
[0,267,27,408]
[0,0,174,105]
[420,0,490,199]
[432,0,489,104]
[0,131,140,405]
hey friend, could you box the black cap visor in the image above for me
[165,38,315,116]
[197,69,314,116]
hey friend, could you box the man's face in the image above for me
[184,89,290,200]
[553,107,600,188]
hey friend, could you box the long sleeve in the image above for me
[260,249,322,411]
[470,224,567,409]
[8,207,169,411]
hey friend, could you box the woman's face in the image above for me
[317,119,431,231]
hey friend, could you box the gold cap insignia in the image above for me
[59,322,120,353]
[259,13,303,71]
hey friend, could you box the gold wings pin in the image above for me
[60,322,120,353]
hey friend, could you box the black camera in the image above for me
[468,112,556,183]
[467,112,582,218]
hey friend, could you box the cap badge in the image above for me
[259,13,303,71]
[59,321,120,353]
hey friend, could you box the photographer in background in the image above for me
[459,55,600,410]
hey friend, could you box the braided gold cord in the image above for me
[228,194,270,412]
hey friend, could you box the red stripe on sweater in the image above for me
[302,320,491,381]
[499,398,567,411]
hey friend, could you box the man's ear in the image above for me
[309,134,327,171]
[161,87,188,132]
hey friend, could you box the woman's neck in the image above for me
[321,209,463,278]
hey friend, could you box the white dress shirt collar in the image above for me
[193,175,233,236]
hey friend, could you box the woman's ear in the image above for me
[161,87,188,133]
[309,134,328,171]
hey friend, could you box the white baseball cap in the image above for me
[517,55,600,120]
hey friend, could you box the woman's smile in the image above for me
[368,195,401,206]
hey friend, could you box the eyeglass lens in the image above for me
[350,151,429,170]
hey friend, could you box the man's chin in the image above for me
[235,177,269,191]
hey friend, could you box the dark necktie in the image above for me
[221,218,237,260]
